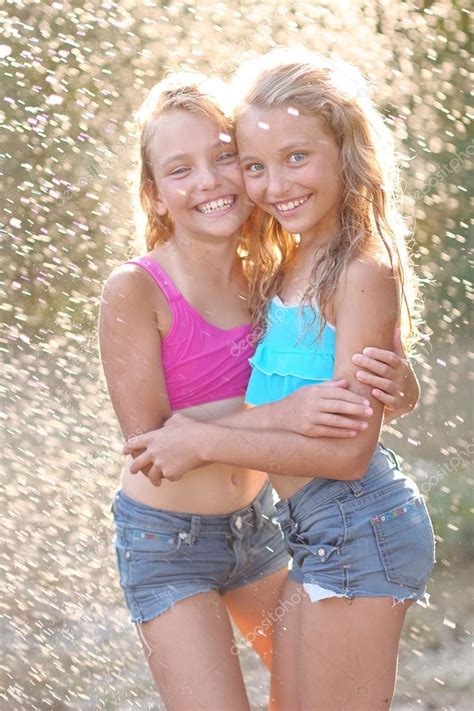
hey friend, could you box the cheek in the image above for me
[242,174,264,204]
[221,161,245,189]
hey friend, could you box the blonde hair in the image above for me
[232,49,421,345]
[135,72,235,251]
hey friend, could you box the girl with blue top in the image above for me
[125,52,435,709]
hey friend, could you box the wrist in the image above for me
[196,423,222,463]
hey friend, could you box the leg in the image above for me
[224,567,288,670]
[136,590,250,711]
[298,595,412,711]
[270,577,303,711]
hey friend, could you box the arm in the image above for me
[99,265,171,483]
[207,380,372,437]
[126,259,398,481]
[353,329,420,422]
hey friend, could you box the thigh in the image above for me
[270,577,303,711]
[298,595,411,711]
[136,590,250,711]
[224,566,288,670]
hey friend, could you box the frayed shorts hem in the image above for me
[288,576,431,607]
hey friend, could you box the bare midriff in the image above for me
[121,395,268,515]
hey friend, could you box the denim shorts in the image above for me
[111,481,290,623]
[275,444,436,605]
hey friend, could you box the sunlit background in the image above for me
[1,0,472,708]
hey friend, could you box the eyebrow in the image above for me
[161,140,236,168]
[239,141,313,162]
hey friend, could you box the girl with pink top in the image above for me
[100,72,420,709]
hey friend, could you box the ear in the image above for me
[155,196,168,216]
[152,180,167,216]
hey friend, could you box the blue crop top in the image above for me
[244,295,336,406]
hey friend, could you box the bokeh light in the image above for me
[1,1,471,708]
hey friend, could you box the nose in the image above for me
[196,163,219,191]
[265,166,289,200]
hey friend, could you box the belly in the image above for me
[268,472,315,501]
[121,396,268,515]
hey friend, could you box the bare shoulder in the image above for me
[343,256,397,299]
[101,261,168,316]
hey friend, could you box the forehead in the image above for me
[149,109,234,165]
[236,105,330,151]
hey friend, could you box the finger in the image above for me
[310,426,358,438]
[320,400,373,416]
[123,433,150,453]
[371,389,397,408]
[129,451,154,474]
[392,328,407,358]
[323,379,349,388]
[355,370,395,393]
[148,464,163,487]
[316,387,370,405]
[352,353,397,377]
[318,413,369,430]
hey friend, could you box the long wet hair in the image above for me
[232,49,421,344]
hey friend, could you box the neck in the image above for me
[166,230,243,282]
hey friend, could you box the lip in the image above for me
[195,194,237,216]
[272,193,312,215]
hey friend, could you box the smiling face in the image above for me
[149,109,253,243]
[236,105,343,246]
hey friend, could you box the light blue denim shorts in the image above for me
[111,481,290,623]
[275,444,436,605]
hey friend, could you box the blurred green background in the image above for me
[1,0,472,708]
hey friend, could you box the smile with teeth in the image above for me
[196,196,236,214]
[274,195,311,213]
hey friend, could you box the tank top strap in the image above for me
[125,257,182,302]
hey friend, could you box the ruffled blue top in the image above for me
[244,296,336,406]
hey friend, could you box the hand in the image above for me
[352,329,420,421]
[282,380,373,437]
[123,414,205,486]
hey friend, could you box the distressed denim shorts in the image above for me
[275,444,436,605]
[111,481,290,623]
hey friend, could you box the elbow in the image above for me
[347,447,377,480]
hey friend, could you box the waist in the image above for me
[121,460,268,515]
[113,479,273,533]
[275,444,408,511]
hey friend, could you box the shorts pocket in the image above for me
[127,526,183,558]
[371,496,435,590]
[287,501,346,565]
[116,525,183,588]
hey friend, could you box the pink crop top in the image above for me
[126,256,257,411]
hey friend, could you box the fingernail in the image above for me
[363,399,370,406]
[365,408,373,415]
[357,371,365,379]
[363,348,372,355]
[360,422,369,428]
[352,354,361,362]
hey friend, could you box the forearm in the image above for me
[209,401,282,430]
[199,423,372,480]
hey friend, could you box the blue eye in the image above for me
[289,152,306,163]
[246,163,265,173]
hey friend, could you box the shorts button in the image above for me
[235,516,243,530]
[125,551,132,560]
[317,548,325,557]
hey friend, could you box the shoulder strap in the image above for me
[125,257,182,302]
